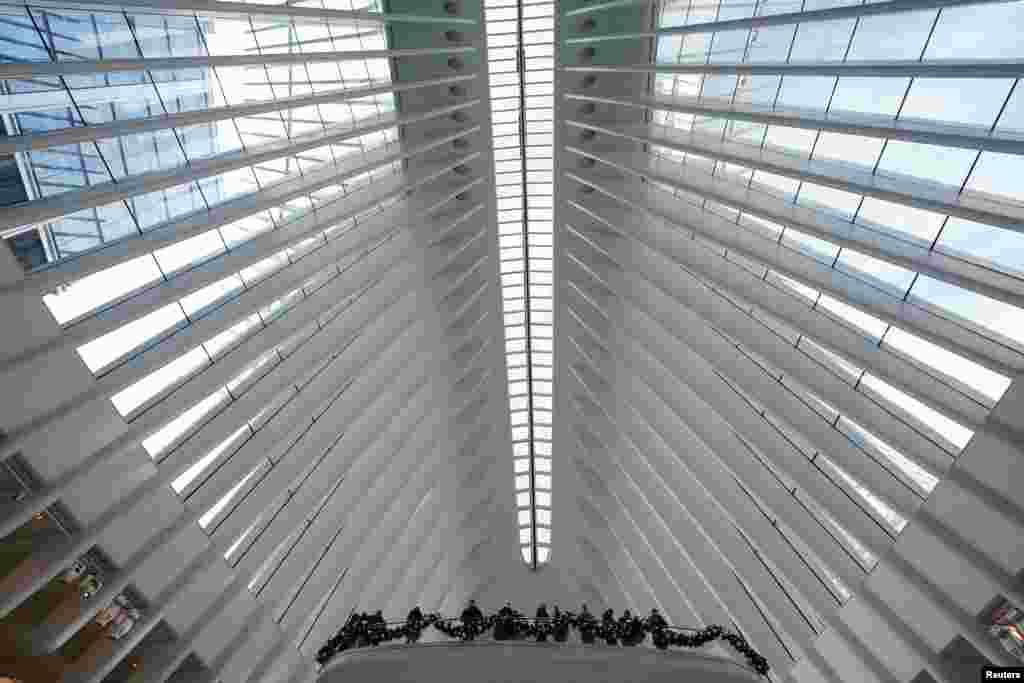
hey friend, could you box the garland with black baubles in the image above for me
[315,607,769,676]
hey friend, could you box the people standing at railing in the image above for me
[645,608,667,631]
[314,604,769,677]
[629,613,646,646]
[496,601,514,640]
[648,608,669,650]
[461,599,484,640]
[535,603,550,642]
[578,604,597,644]
[370,610,386,645]
[601,609,617,645]
[406,606,424,644]
[552,604,570,642]
[618,610,636,646]
[364,612,374,646]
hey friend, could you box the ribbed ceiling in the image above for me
[0,1,1023,683]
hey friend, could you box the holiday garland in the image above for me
[316,608,769,676]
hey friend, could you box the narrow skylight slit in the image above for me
[485,0,554,569]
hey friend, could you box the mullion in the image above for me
[507,0,539,570]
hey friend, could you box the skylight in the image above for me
[485,0,555,569]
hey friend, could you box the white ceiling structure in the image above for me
[0,0,1022,682]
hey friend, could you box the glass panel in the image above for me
[835,249,916,298]
[43,255,162,325]
[796,183,861,220]
[859,373,974,451]
[763,126,817,159]
[789,19,855,62]
[884,327,1011,405]
[817,294,888,341]
[855,198,944,246]
[936,218,1024,279]
[829,77,909,118]
[775,77,836,112]
[811,133,884,171]
[908,275,1024,348]
[847,10,936,61]
[179,275,245,321]
[142,388,231,460]
[963,151,1024,211]
[77,302,186,374]
[745,25,795,63]
[781,228,839,265]
[171,423,251,494]
[154,229,225,277]
[111,346,210,417]
[875,141,975,189]
[199,462,264,529]
[924,3,1024,61]
[900,79,1012,128]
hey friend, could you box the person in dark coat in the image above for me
[619,610,636,646]
[648,607,670,650]
[356,612,371,647]
[496,601,514,640]
[552,605,569,642]
[578,604,596,644]
[602,609,617,645]
[406,606,424,643]
[646,608,667,631]
[535,603,550,642]
[370,610,385,645]
[461,600,482,640]
[629,614,645,645]
[646,606,666,646]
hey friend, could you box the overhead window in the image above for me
[486,0,554,569]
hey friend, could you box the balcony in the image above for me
[320,639,763,683]
[316,613,766,682]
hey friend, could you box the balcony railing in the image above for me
[315,609,769,676]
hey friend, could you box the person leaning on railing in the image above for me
[406,606,424,644]
[601,609,618,645]
[369,610,386,646]
[552,605,570,642]
[577,604,597,644]
[495,601,514,641]
[534,603,550,642]
[646,608,669,650]
[460,600,485,641]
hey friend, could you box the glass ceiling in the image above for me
[559,0,1024,645]
[484,0,555,569]
[6,1,403,534]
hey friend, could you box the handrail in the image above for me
[315,609,770,676]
